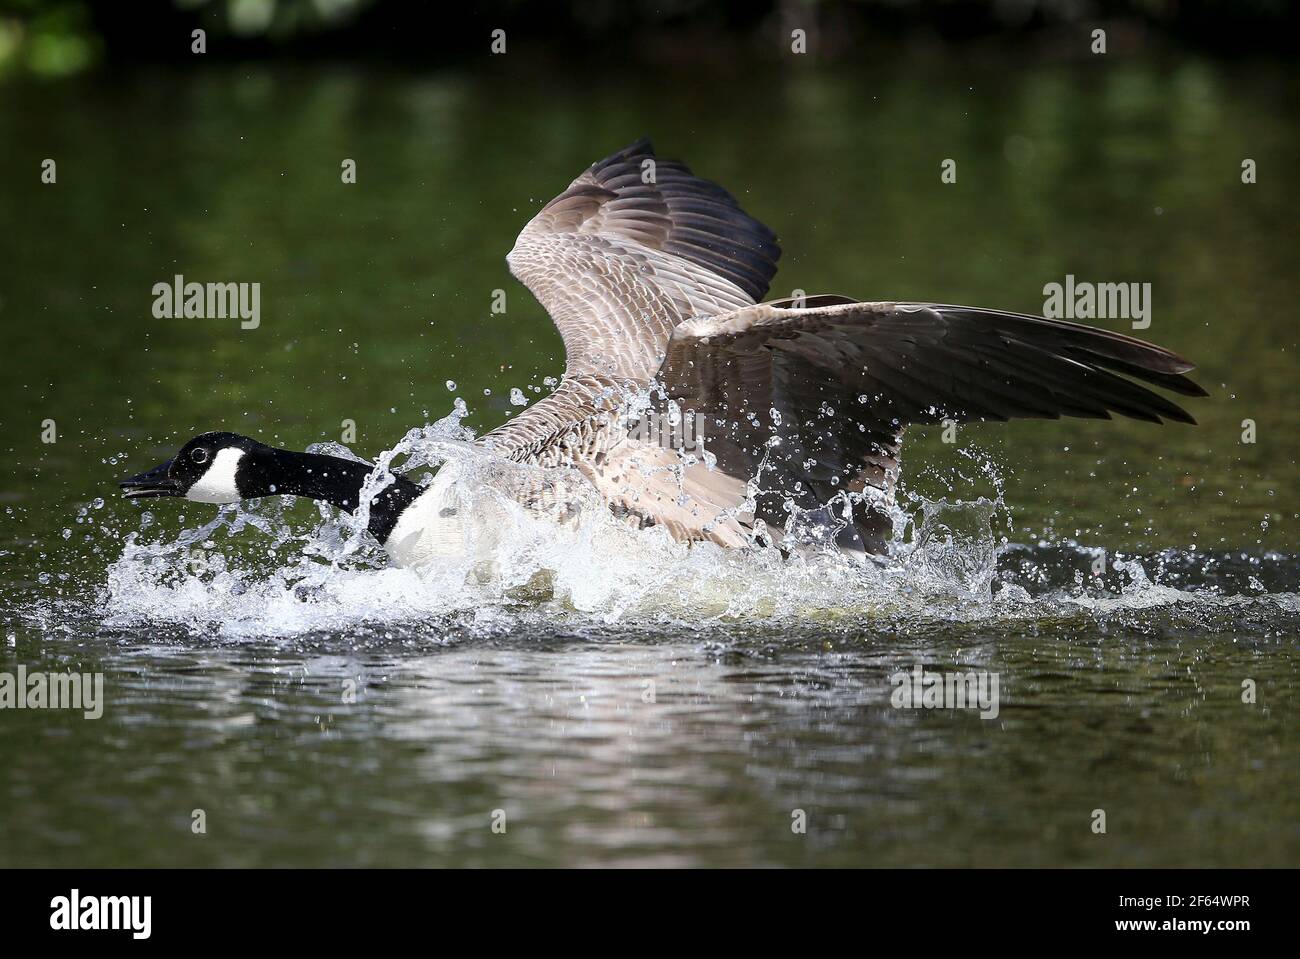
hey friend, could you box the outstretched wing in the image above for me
[504,138,781,385]
[645,300,1207,552]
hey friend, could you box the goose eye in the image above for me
[190,448,209,465]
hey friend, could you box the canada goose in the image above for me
[120,139,1206,566]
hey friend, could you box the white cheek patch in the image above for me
[185,447,246,504]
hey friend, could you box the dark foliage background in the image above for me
[0,0,1295,78]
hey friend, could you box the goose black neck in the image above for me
[242,448,422,542]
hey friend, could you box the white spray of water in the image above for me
[100,404,1296,638]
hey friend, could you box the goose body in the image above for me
[121,139,1207,566]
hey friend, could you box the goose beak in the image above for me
[119,460,180,499]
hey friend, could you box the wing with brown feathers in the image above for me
[503,138,781,385]
[640,300,1207,552]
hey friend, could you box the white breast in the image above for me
[382,462,467,568]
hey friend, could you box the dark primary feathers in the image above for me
[664,301,1205,430]
[567,137,780,302]
[488,140,1206,552]
[657,300,1206,550]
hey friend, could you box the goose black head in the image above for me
[119,432,266,503]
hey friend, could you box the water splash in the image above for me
[90,403,1300,640]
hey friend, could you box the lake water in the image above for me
[0,51,1296,867]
